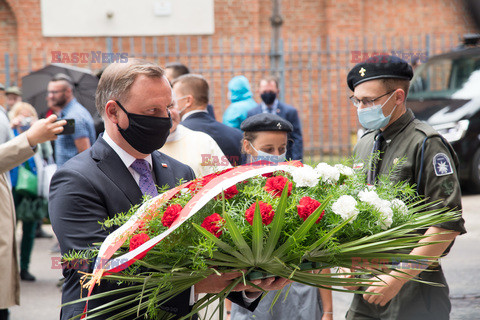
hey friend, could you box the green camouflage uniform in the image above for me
[347,108,466,320]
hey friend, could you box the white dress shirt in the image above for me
[102,131,154,184]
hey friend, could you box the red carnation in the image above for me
[297,196,325,223]
[138,220,147,232]
[201,213,225,238]
[245,201,275,226]
[162,204,183,227]
[264,176,292,197]
[129,233,150,260]
[216,185,239,200]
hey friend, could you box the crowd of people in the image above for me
[0,55,465,320]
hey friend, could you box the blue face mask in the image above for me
[357,92,397,130]
[249,142,286,164]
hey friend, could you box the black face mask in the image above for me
[260,91,277,105]
[115,100,172,154]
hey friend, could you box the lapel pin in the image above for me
[162,163,168,168]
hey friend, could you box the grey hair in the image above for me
[95,58,165,116]
[50,73,73,90]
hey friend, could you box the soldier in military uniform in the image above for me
[344,55,466,320]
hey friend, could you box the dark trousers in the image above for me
[346,266,450,320]
[20,220,37,271]
[12,190,37,272]
[0,309,9,320]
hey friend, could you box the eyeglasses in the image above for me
[47,89,66,95]
[349,89,396,108]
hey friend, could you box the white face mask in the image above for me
[357,92,397,130]
[248,142,286,164]
[175,96,190,115]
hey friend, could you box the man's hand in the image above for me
[244,276,291,293]
[195,272,291,294]
[363,274,406,306]
[26,115,66,147]
[338,267,360,291]
[195,271,250,294]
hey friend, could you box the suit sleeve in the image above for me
[49,167,111,254]
[287,108,304,161]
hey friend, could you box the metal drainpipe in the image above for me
[270,0,284,99]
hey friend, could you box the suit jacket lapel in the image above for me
[91,136,143,206]
[152,151,176,190]
[276,102,286,118]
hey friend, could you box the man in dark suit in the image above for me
[164,62,216,119]
[247,76,303,161]
[172,74,243,166]
[49,59,287,320]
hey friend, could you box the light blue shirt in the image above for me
[261,99,279,114]
[55,98,96,167]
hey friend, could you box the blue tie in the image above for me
[131,159,158,197]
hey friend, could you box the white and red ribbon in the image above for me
[80,161,301,318]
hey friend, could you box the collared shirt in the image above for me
[102,131,153,185]
[55,98,96,167]
[261,99,279,114]
[181,109,208,122]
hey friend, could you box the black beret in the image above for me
[241,113,293,133]
[347,55,413,91]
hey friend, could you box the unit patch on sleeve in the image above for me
[433,153,453,176]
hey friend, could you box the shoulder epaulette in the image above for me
[414,120,441,138]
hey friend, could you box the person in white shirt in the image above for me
[161,97,231,177]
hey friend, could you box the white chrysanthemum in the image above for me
[377,200,393,230]
[334,164,355,177]
[332,195,359,221]
[359,191,395,230]
[290,165,320,187]
[315,162,341,183]
[378,200,393,215]
[358,189,381,206]
[379,213,393,230]
[391,199,409,215]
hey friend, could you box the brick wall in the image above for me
[1,0,477,157]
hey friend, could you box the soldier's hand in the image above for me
[26,115,66,146]
[363,274,406,306]
[338,267,360,291]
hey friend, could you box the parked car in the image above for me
[408,35,480,192]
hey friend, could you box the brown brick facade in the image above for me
[0,0,477,157]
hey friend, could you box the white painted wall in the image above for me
[41,0,214,37]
